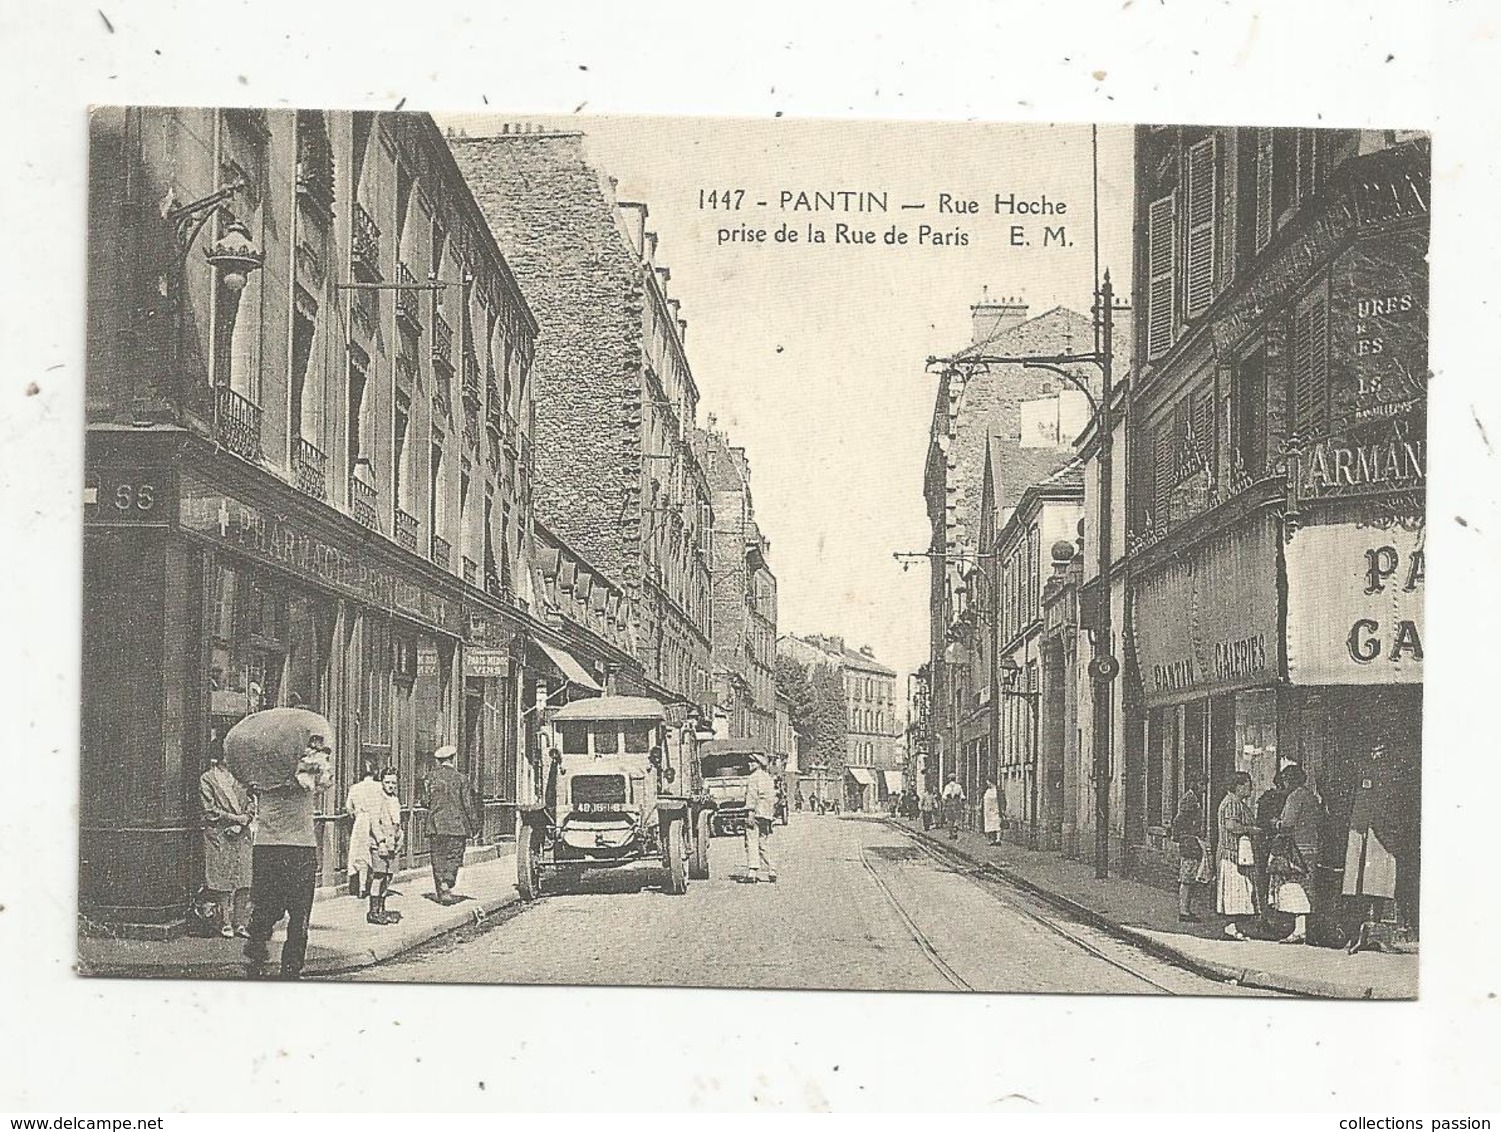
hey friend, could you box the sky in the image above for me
[442,113,1134,691]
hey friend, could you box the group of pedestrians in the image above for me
[200,731,483,980]
[1173,763,1324,945]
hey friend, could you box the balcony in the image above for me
[351,203,381,280]
[485,570,504,600]
[394,508,419,553]
[349,475,379,531]
[461,354,481,408]
[292,437,328,500]
[395,262,423,334]
[432,312,454,375]
[503,409,520,455]
[485,382,504,436]
[216,386,262,462]
[462,557,478,586]
[430,534,451,570]
[431,385,451,422]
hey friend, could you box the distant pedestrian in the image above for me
[366,768,405,925]
[198,742,254,939]
[421,744,481,904]
[1172,773,1208,923]
[942,775,965,840]
[1271,763,1322,945]
[794,788,804,813]
[920,788,936,830]
[740,751,778,883]
[1216,771,1258,941]
[345,759,383,898]
[982,779,1003,846]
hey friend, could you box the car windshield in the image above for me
[622,723,654,754]
[702,754,751,778]
[593,726,619,755]
[559,722,589,756]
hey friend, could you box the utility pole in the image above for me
[1091,271,1117,881]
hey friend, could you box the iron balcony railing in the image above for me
[394,508,419,553]
[349,475,379,531]
[485,383,504,435]
[352,203,381,280]
[292,436,328,500]
[461,354,481,406]
[503,409,520,455]
[431,386,451,422]
[395,262,422,332]
[462,557,479,586]
[216,386,263,462]
[430,534,451,570]
[432,312,454,373]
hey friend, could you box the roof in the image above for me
[942,306,1099,558]
[553,696,666,722]
[839,646,897,677]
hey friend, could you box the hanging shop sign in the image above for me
[178,472,461,636]
[464,646,511,678]
[1130,511,1282,706]
[1286,520,1424,685]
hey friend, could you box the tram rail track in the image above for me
[867,825,1185,995]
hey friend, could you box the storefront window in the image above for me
[1234,688,1279,797]
[207,563,285,731]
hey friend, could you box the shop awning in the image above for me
[534,640,603,692]
[846,767,876,787]
[882,770,904,794]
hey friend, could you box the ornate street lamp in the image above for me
[203,218,265,293]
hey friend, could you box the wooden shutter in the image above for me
[1255,128,1274,252]
[1146,194,1176,360]
[1185,137,1217,318]
[1292,292,1330,437]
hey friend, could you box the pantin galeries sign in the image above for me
[1285,521,1424,685]
[1130,512,1282,705]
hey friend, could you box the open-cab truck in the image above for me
[516,695,715,899]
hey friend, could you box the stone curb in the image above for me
[902,823,1398,1000]
[79,882,524,980]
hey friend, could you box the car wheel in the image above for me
[516,821,542,902]
[689,809,712,880]
[664,818,688,895]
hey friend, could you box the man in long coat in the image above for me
[421,744,481,904]
[199,745,254,938]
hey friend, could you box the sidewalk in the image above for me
[899,818,1417,999]
[77,847,520,979]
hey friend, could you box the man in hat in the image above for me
[421,743,481,904]
[740,750,779,884]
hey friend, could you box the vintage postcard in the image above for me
[78,109,1426,998]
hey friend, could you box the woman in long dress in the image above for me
[981,779,1003,846]
[345,760,383,898]
[1215,771,1258,941]
[199,747,254,938]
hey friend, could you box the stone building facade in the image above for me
[83,108,542,932]
[694,426,778,749]
[1120,127,1428,933]
[449,128,715,710]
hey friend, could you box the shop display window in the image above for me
[207,563,285,728]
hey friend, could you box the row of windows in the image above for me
[849,708,893,735]
[850,675,892,703]
[1144,127,1336,362]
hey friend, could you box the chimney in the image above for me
[971,287,1028,345]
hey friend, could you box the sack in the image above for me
[1237,835,1256,867]
[185,890,222,938]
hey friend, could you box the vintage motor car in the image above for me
[516,695,715,899]
[698,738,767,838]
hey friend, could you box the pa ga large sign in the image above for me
[1286,521,1424,685]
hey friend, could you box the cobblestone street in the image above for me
[342,814,1269,995]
